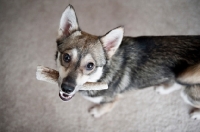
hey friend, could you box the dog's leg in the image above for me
[181,85,200,120]
[155,80,183,94]
[178,64,200,84]
[88,95,121,118]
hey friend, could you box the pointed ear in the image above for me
[58,5,79,37]
[100,27,124,59]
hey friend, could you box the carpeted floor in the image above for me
[1,0,200,132]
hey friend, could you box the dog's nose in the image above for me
[61,83,75,94]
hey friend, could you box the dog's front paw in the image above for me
[190,110,200,120]
[88,102,115,118]
[88,105,105,118]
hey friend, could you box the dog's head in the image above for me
[55,5,124,101]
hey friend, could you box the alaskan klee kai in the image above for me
[55,5,200,119]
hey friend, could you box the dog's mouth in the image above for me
[59,91,75,101]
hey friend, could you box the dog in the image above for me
[55,5,200,119]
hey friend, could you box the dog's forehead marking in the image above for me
[71,48,78,61]
[58,31,102,56]
[81,54,94,65]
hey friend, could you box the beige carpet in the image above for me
[1,0,200,131]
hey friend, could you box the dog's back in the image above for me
[97,36,200,91]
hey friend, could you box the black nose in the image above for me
[61,83,75,94]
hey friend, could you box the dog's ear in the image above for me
[58,5,79,37]
[100,27,124,59]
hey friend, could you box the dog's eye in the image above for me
[86,62,94,70]
[63,53,71,63]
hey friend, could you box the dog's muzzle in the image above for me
[59,83,75,101]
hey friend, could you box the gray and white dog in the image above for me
[55,5,200,119]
